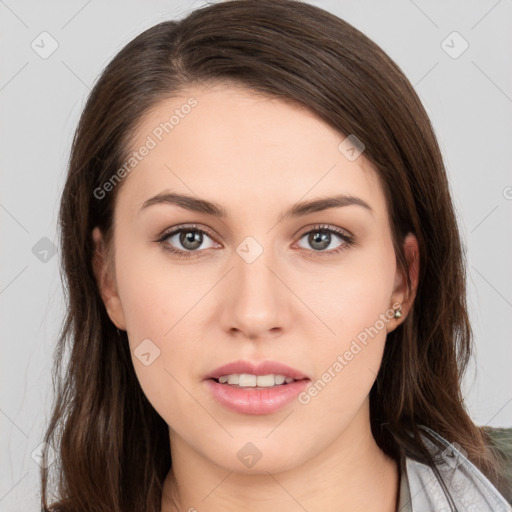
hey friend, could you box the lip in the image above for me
[204,360,310,381]
[204,378,310,415]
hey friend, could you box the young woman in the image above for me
[41,0,512,510]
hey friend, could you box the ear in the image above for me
[387,233,419,332]
[92,227,127,331]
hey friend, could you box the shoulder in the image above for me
[482,426,512,506]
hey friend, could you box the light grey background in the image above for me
[1,0,511,509]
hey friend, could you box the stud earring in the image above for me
[394,305,403,319]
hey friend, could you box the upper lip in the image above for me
[205,360,310,381]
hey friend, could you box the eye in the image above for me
[156,224,219,259]
[295,224,354,257]
[156,223,354,260]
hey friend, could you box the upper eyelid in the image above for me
[160,224,218,242]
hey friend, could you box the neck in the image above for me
[161,406,399,512]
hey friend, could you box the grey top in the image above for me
[396,426,512,511]
[397,462,413,512]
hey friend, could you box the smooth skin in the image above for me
[92,83,419,512]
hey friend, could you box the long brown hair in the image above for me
[41,0,501,510]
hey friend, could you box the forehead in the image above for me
[116,83,386,219]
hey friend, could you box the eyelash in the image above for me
[156,223,355,260]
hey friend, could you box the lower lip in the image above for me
[204,378,310,415]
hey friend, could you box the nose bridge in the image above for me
[234,233,280,300]
[222,232,287,335]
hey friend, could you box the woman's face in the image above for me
[93,83,418,474]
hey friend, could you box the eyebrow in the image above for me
[139,191,374,220]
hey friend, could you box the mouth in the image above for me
[203,360,310,414]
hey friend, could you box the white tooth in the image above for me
[218,373,296,386]
[238,373,257,387]
[227,374,239,385]
[256,374,276,387]
[275,375,286,385]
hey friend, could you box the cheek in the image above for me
[303,240,396,398]
[115,240,196,339]
[113,242,210,409]
[307,236,396,340]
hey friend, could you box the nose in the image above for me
[219,242,291,340]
